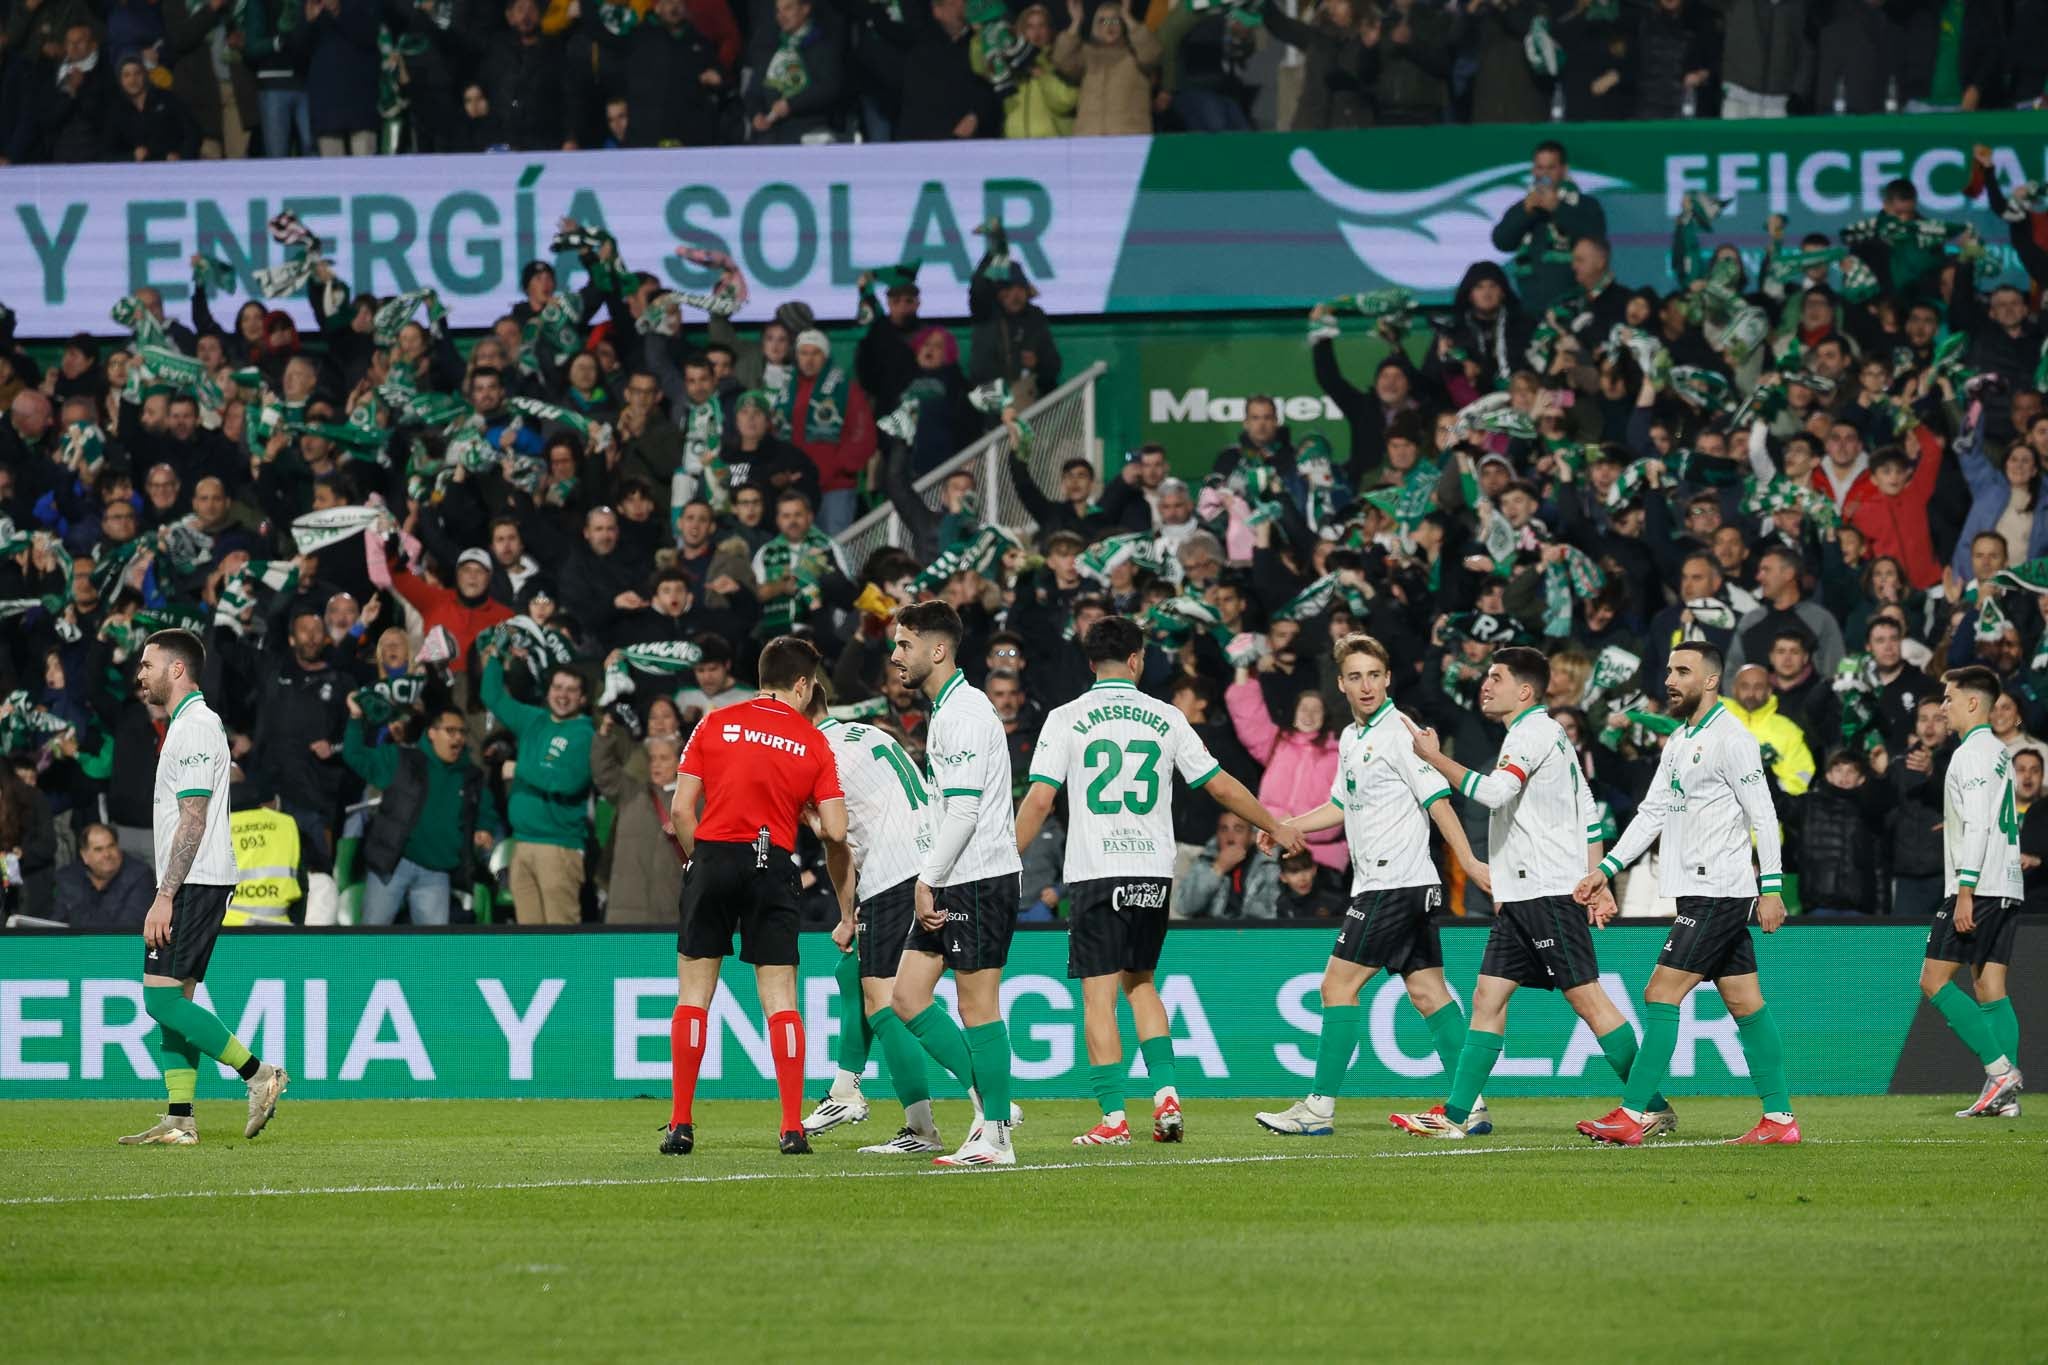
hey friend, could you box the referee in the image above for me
[663,636,849,1157]
[119,629,288,1147]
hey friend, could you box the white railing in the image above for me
[835,361,1107,574]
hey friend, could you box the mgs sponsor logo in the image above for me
[1289,149,1629,292]
[1111,882,1169,911]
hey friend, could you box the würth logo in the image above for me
[737,729,808,756]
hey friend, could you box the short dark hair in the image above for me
[692,632,733,667]
[758,635,824,691]
[894,600,963,645]
[1759,544,1804,575]
[548,664,587,697]
[1279,849,1317,876]
[1944,665,2002,705]
[1491,645,1549,697]
[776,489,813,513]
[1534,138,1567,162]
[1870,445,1912,474]
[1671,640,1723,679]
[2015,747,2045,769]
[1866,616,1903,639]
[1882,176,1917,202]
[649,566,689,594]
[145,628,205,679]
[1246,394,1278,418]
[1045,530,1087,557]
[470,364,504,384]
[1769,627,1815,656]
[1060,457,1093,478]
[1082,615,1146,664]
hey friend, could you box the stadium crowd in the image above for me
[1,131,2048,930]
[2,0,2047,163]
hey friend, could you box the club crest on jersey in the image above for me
[1692,749,1703,764]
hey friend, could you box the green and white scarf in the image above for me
[292,505,385,554]
[1078,532,1160,583]
[1541,544,1604,639]
[215,558,300,636]
[599,640,706,707]
[355,673,427,727]
[911,525,1021,594]
[764,23,811,97]
[373,289,444,347]
[1581,644,1640,711]
[788,366,850,442]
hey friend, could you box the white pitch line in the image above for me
[0,1136,2010,1210]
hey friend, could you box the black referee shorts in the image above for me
[679,841,801,966]
[142,884,233,982]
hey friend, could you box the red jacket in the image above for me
[793,373,877,494]
[1843,425,1945,590]
[390,570,513,672]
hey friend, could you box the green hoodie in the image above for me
[481,657,595,848]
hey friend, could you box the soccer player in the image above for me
[664,636,849,1157]
[1920,666,2026,1118]
[119,629,288,1146]
[799,680,946,1155]
[1388,646,1675,1140]
[1014,616,1305,1146]
[1570,643,1800,1146]
[1251,634,1496,1139]
[888,601,1026,1167]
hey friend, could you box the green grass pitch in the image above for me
[2,1095,2041,1360]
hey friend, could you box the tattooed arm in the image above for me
[144,795,209,951]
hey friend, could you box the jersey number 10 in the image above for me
[873,743,930,809]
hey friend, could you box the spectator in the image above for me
[1882,695,1949,917]
[1634,0,1714,120]
[1811,0,1906,115]
[1992,692,2046,760]
[588,718,685,923]
[1274,847,1346,918]
[1469,0,1548,126]
[298,0,380,156]
[1719,0,1811,120]
[106,53,201,162]
[1787,750,1892,915]
[481,0,573,152]
[675,634,756,721]
[343,701,502,926]
[1225,664,1344,877]
[51,823,154,929]
[895,0,999,141]
[1259,0,1378,132]
[1727,544,1846,677]
[479,644,595,926]
[1055,0,1162,136]
[164,0,260,159]
[242,0,313,157]
[2015,746,2046,912]
[1725,663,1817,796]
[785,331,876,535]
[1899,0,2003,112]
[1365,0,1453,126]
[1953,423,2048,579]
[1158,0,1260,132]
[1842,429,1944,591]
[1490,139,1608,314]
[1179,810,1280,919]
[388,547,514,673]
[996,3,1078,138]
[8,22,114,165]
[746,0,847,144]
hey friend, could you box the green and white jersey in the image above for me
[922,672,1023,887]
[152,690,237,887]
[1944,724,2025,900]
[1455,705,1602,900]
[1029,678,1220,882]
[819,718,935,902]
[1599,700,1784,899]
[1329,700,1450,895]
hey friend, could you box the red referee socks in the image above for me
[768,1009,806,1133]
[670,1005,709,1126]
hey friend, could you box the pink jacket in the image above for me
[1226,678,1345,873]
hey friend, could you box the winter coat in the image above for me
[1470,1,1549,125]
[480,31,571,151]
[295,0,380,136]
[1885,763,1948,880]
[1951,428,2048,581]
[1178,834,1281,919]
[1001,52,1079,138]
[1226,677,1344,874]
[625,19,723,147]
[1790,778,1891,912]
[896,17,1000,140]
[1372,1,1456,124]
[967,287,1062,392]
[1634,3,1709,119]
[1719,0,1810,98]
[1841,427,1944,591]
[1051,24,1160,137]
[1260,0,1374,129]
[106,84,201,161]
[163,0,259,147]
[589,726,685,924]
[1811,1,1907,114]
[388,570,514,674]
[744,17,847,143]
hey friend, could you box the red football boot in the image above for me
[1726,1115,1802,1145]
[1578,1107,1650,1146]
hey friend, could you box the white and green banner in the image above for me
[4,115,2047,336]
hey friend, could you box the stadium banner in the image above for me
[3,114,2045,339]
[3,925,2018,1102]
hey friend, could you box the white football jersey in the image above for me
[1029,678,1220,882]
[820,718,936,902]
[1600,699,1784,899]
[1944,724,2025,900]
[153,691,239,888]
[922,672,1024,887]
[1329,700,1450,895]
[1457,706,1601,900]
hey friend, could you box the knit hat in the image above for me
[794,329,830,358]
[773,301,816,334]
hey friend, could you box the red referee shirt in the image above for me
[678,696,843,852]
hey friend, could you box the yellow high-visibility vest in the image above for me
[224,808,301,926]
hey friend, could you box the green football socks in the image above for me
[1139,1034,1178,1096]
[1735,1004,1791,1114]
[154,1022,200,1117]
[1981,997,2020,1067]
[869,1008,931,1107]
[1931,982,2003,1066]
[904,1003,975,1092]
[1622,1003,1682,1113]
[1423,999,1469,1077]
[1444,1029,1504,1126]
[964,1021,1013,1123]
[834,953,872,1078]
[144,985,260,1081]
[1090,1062,1126,1120]
[1598,1023,1670,1113]
[1312,1003,1361,1098]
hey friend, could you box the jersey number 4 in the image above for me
[1084,739,1162,816]
[1998,781,2021,844]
